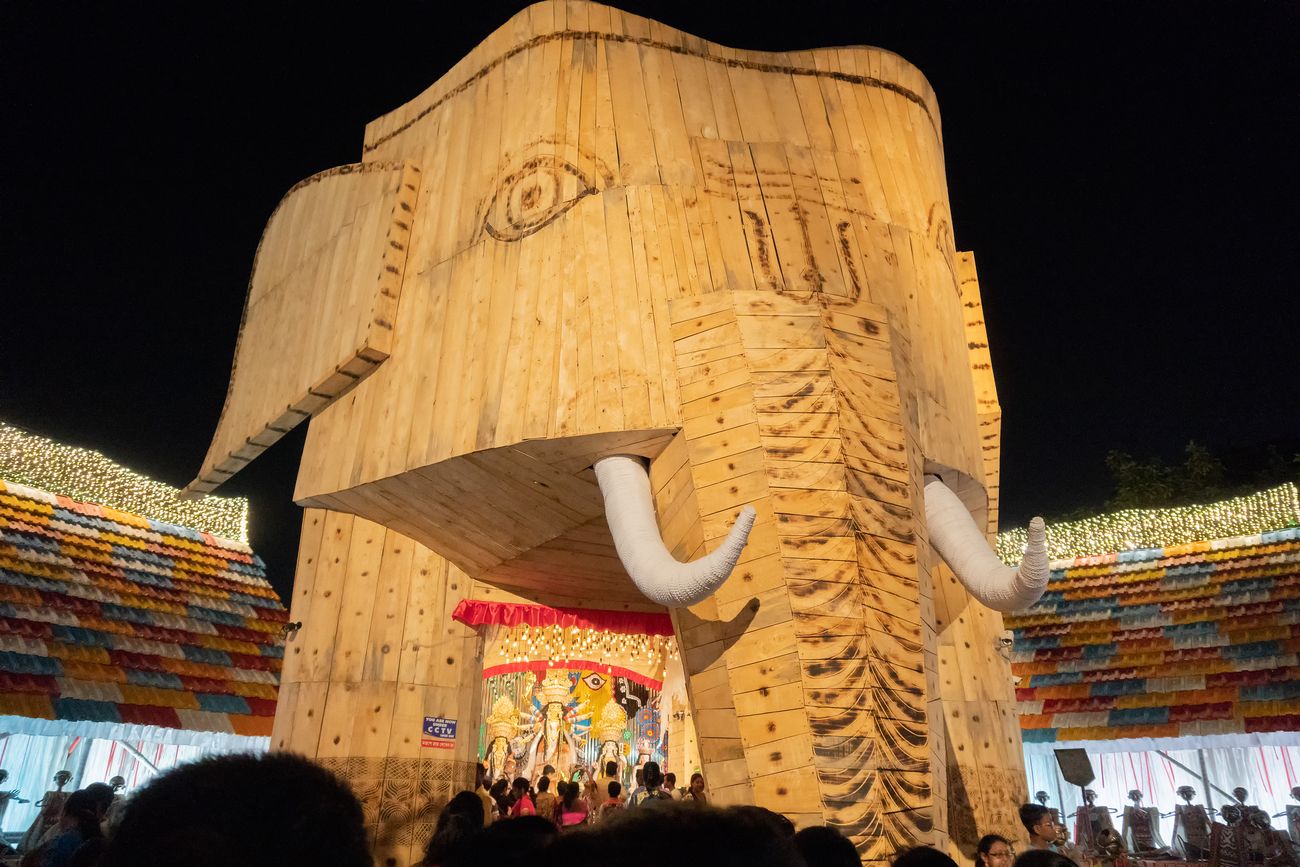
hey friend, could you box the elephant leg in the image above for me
[657,290,935,861]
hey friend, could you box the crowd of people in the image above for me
[5,752,1090,867]
[473,760,708,831]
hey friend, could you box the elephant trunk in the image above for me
[594,455,756,607]
[923,476,1049,612]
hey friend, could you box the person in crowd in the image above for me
[1013,851,1079,867]
[96,752,370,867]
[794,825,860,867]
[102,777,128,835]
[976,834,1015,867]
[893,846,960,867]
[1019,804,1060,852]
[535,775,557,822]
[510,776,536,817]
[627,767,645,803]
[557,781,589,830]
[628,762,672,808]
[489,778,511,818]
[445,814,557,867]
[596,759,621,796]
[664,772,680,800]
[582,776,601,816]
[472,763,495,825]
[685,772,708,805]
[79,783,114,827]
[599,781,624,821]
[22,789,102,867]
[544,801,804,867]
[61,783,114,867]
[423,791,485,867]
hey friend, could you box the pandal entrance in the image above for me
[451,601,696,790]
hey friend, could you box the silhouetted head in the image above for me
[893,846,959,867]
[99,753,368,867]
[424,790,485,866]
[794,825,860,867]
[61,789,105,839]
[545,802,801,867]
[82,782,115,818]
[1014,850,1080,867]
[446,814,558,867]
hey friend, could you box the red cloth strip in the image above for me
[452,600,672,636]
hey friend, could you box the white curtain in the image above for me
[0,733,76,837]
[2,733,264,837]
[1025,744,1300,845]
[78,738,233,792]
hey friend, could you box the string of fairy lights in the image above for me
[996,483,1300,564]
[491,623,678,668]
[0,422,249,543]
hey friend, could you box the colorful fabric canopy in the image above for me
[1008,519,1300,748]
[0,478,285,739]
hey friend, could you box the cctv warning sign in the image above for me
[421,716,457,749]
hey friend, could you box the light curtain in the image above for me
[1024,744,1300,845]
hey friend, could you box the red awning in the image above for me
[451,600,672,636]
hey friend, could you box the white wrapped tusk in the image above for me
[594,455,756,607]
[924,477,1048,612]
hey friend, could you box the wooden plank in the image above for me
[328,517,388,683]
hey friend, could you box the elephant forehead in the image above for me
[361,5,944,272]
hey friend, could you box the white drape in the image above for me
[1,732,266,836]
[1025,744,1300,845]
[0,733,74,837]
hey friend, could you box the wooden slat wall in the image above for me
[272,509,484,867]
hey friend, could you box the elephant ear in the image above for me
[184,161,421,497]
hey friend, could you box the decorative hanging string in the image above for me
[490,622,676,669]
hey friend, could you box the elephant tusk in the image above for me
[594,455,756,607]
[923,477,1049,612]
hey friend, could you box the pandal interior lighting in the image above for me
[996,483,1300,563]
[0,421,249,543]
[494,623,678,668]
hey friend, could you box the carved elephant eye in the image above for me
[482,155,597,242]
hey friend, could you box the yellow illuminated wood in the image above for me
[200,3,1029,860]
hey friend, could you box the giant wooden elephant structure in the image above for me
[188,4,1041,864]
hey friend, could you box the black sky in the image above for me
[2,2,1297,602]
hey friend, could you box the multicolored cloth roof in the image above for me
[0,478,284,742]
[1008,510,1300,750]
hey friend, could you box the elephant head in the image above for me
[190,2,1045,856]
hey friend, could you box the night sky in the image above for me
[2,2,1296,602]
